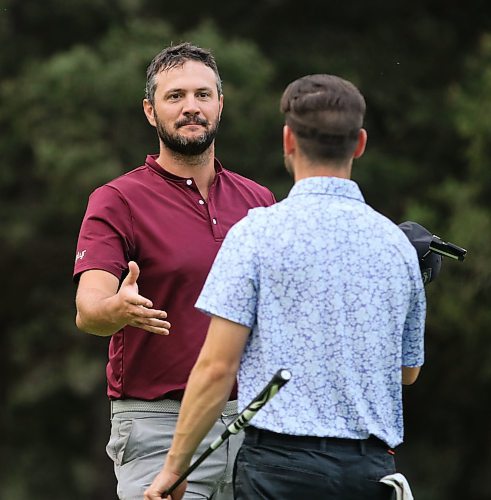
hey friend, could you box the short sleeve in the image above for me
[195,216,258,328]
[73,185,135,282]
[401,257,426,367]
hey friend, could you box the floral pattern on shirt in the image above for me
[196,176,426,448]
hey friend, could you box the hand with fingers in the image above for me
[143,469,187,500]
[117,261,171,335]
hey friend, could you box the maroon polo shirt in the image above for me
[74,154,275,400]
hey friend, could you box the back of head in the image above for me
[280,74,366,163]
[145,42,222,104]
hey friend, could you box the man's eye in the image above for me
[168,93,181,100]
[198,92,211,99]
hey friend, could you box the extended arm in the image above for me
[75,261,170,336]
[144,316,250,500]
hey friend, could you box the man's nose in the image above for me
[182,95,201,115]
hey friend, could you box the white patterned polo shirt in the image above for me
[196,176,426,448]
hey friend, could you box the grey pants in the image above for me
[107,410,243,500]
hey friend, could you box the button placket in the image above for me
[206,197,222,239]
[184,179,205,207]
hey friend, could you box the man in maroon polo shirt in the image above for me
[73,43,275,500]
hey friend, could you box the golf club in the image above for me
[162,368,292,497]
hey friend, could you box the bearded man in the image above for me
[73,43,275,500]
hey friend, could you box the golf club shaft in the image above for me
[162,368,292,497]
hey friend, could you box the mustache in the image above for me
[176,116,208,128]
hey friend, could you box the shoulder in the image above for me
[105,165,149,191]
[367,209,419,263]
[220,167,275,202]
[89,165,148,198]
[86,166,150,212]
[379,214,416,250]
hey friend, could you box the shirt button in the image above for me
[198,199,205,205]
[186,179,192,186]
[212,218,217,225]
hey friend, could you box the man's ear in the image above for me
[283,125,297,156]
[143,99,157,128]
[353,128,367,159]
[218,93,224,119]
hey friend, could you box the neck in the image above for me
[156,145,216,199]
[293,159,352,183]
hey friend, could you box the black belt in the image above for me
[244,426,392,453]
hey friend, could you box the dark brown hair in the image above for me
[280,74,366,162]
[145,42,222,104]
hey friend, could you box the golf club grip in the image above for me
[162,369,291,497]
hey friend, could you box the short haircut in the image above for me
[145,42,222,104]
[280,74,366,162]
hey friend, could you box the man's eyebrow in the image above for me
[164,86,214,94]
[164,87,185,95]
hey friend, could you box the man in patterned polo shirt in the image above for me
[145,74,426,500]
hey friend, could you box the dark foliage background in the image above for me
[1,1,491,498]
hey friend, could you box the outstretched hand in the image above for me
[117,261,171,335]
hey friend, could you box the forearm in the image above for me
[166,360,237,474]
[76,288,125,336]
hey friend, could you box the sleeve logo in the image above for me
[75,250,87,262]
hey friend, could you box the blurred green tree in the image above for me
[394,33,491,500]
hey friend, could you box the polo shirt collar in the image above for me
[288,176,365,203]
[145,154,224,181]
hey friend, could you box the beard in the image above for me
[155,112,220,156]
